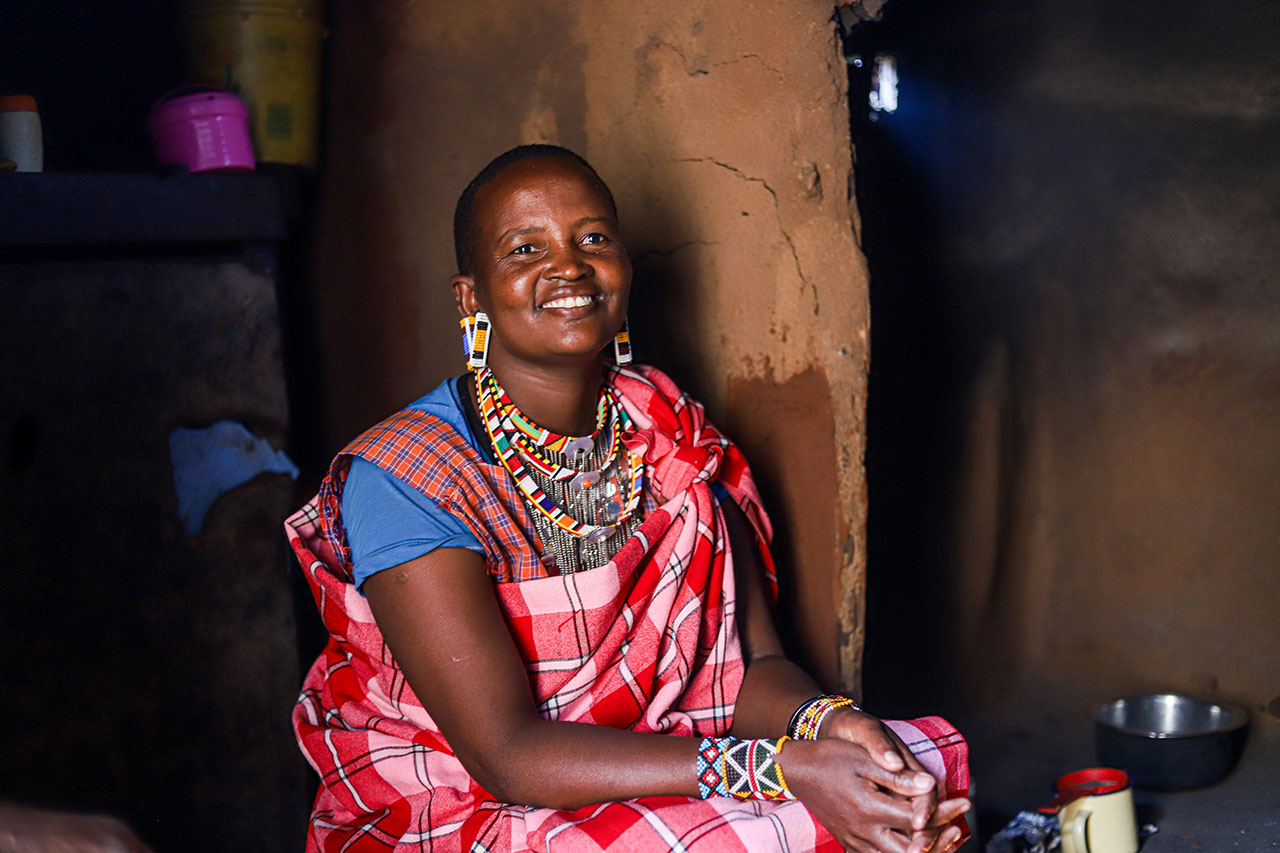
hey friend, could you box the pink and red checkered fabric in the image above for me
[287,365,968,851]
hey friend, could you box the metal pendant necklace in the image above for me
[475,366,645,546]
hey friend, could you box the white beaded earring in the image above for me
[461,311,491,370]
[613,318,632,365]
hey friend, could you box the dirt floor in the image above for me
[954,684,1279,850]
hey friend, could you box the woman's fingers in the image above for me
[823,709,909,772]
[883,724,933,777]
[842,838,881,853]
[906,827,942,853]
[868,826,914,853]
[853,780,923,833]
[906,796,970,850]
[905,822,963,853]
[936,825,963,851]
[926,797,971,828]
[868,762,939,799]
[857,718,907,772]
[911,793,934,831]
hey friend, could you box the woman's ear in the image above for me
[451,275,479,317]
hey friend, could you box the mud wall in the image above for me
[853,0,1280,719]
[312,1,869,690]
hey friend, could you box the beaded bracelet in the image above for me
[697,736,796,801]
[788,695,861,740]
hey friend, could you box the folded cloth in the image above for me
[985,810,1059,853]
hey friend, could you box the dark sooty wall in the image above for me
[0,259,308,851]
[851,0,1280,720]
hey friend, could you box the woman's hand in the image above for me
[778,738,962,853]
[819,708,917,775]
[818,709,969,849]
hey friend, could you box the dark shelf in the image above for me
[0,172,287,246]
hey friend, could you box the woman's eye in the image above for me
[511,244,536,255]
[582,233,608,246]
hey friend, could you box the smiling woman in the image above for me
[286,145,970,852]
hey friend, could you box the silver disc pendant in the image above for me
[570,471,601,491]
[563,436,595,461]
[584,525,617,545]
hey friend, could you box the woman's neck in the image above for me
[478,356,606,437]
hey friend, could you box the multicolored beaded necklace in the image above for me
[477,368,623,485]
[475,366,645,541]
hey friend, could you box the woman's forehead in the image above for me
[474,158,613,228]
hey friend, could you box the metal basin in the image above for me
[1095,694,1248,790]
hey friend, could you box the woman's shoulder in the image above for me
[336,377,484,483]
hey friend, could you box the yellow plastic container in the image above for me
[182,0,324,168]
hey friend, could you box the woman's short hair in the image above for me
[452,144,617,276]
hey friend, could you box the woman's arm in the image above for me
[363,548,697,808]
[721,495,829,737]
[363,546,935,852]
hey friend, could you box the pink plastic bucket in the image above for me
[146,85,255,174]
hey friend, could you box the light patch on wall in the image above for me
[520,106,559,144]
[519,65,564,144]
[870,54,898,113]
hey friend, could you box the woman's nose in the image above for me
[545,243,592,279]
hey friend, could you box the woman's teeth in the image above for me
[542,295,593,309]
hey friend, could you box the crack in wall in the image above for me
[649,39,710,76]
[673,157,818,314]
[711,53,784,76]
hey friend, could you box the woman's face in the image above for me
[454,157,631,370]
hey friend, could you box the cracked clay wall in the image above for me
[313,1,869,690]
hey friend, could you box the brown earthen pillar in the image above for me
[314,0,870,692]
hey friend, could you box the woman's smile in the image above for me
[540,294,595,310]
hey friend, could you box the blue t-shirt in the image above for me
[342,376,488,590]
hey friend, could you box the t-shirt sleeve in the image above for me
[342,456,484,591]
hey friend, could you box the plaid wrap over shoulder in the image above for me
[287,365,969,852]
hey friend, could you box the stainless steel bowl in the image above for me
[1095,694,1248,790]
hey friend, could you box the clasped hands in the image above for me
[779,709,969,853]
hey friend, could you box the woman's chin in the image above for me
[545,332,620,362]
[491,345,613,371]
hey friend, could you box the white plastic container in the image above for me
[0,95,43,172]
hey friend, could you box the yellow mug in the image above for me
[1058,785,1138,853]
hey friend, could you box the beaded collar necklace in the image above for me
[475,366,644,541]
[477,368,622,483]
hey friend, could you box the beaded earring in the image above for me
[462,311,491,370]
[459,315,476,368]
[613,318,632,365]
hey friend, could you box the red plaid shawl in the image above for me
[287,365,968,851]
